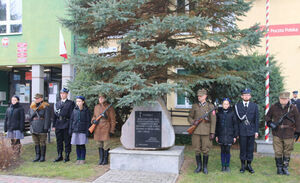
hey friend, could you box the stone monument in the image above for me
[110,99,184,174]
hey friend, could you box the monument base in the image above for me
[255,140,274,156]
[110,146,185,174]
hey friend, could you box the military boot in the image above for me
[64,152,70,162]
[98,148,104,165]
[282,157,290,176]
[240,160,245,173]
[275,157,284,175]
[102,149,110,165]
[39,145,46,162]
[33,145,41,162]
[194,155,202,173]
[53,151,63,162]
[245,160,255,174]
[203,155,209,174]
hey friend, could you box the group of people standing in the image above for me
[4,87,300,174]
[4,88,116,165]
[188,88,300,175]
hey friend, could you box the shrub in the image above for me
[0,133,19,170]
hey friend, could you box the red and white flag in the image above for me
[59,28,68,59]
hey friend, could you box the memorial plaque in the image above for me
[135,111,162,148]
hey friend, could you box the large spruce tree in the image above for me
[61,0,264,108]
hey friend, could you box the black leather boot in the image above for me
[102,149,110,165]
[246,160,255,173]
[39,145,46,162]
[282,157,290,176]
[240,160,245,173]
[275,157,284,175]
[203,155,209,174]
[53,151,63,162]
[194,155,202,173]
[98,148,104,165]
[33,145,41,162]
[64,152,70,162]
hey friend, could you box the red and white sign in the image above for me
[2,37,9,47]
[25,72,32,80]
[17,42,28,63]
[261,24,300,37]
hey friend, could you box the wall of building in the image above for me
[239,0,300,92]
[0,0,72,66]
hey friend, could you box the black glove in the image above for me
[268,121,278,129]
[109,132,114,137]
[209,133,215,140]
[295,132,300,141]
[92,120,99,125]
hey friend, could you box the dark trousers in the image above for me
[55,128,71,153]
[239,135,255,161]
[221,145,231,166]
[76,145,86,160]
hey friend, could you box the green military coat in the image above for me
[188,102,216,135]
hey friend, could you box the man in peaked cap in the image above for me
[291,91,300,112]
[188,89,216,174]
[52,88,75,162]
[266,91,300,175]
[234,88,259,174]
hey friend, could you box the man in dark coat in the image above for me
[290,91,300,112]
[52,88,75,162]
[234,88,259,174]
[266,92,300,175]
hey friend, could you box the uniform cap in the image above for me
[279,92,290,99]
[241,88,251,94]
[34,93,43,99]
[98,93,107,98]
[292,91,298,94]
[60,88,69,93]
[76,96,85,101]
[197,89,207,96]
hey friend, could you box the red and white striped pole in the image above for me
[265,0,270,142]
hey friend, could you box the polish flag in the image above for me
[59,28,68,59]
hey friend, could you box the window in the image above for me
[175,68,192,108]
[176,0,195,14]
[0,0,22,35]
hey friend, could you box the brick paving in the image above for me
[0,175,88,183]
[93,170,178,183]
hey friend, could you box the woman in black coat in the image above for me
[4,95,25,155]
[215,98,238,172]
[69,96,91,165]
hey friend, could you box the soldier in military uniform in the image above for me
[188,89,216,174]
[266,92,300,175]
[52,88,75,162]
[235,88,259,174]
[290,91,300,112]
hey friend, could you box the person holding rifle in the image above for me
[266,92,300,175]
[188,89,216,174]
[92,93,116,165]
[235,88,259,174]
[29,93,51,162]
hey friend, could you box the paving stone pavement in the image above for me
[93,170,178,183]
[0,175,88,183]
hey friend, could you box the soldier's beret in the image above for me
[222,98,231,103]
[197,89,207,96]
[241,88,251,94]
[98,93,107,98]
[60,88,69,93]
[76,96,85,101]
[34,93,43,99]
[279,92,290,99]
[292,91,298,94]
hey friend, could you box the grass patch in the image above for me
[0,137,121,181]
[178,143,300,183]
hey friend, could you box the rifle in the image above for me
[269,104,294,130]
[88,103,112,133]
[187,102,218,135]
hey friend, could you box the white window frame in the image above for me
[175,68,192,109]
[0,0,22,35]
